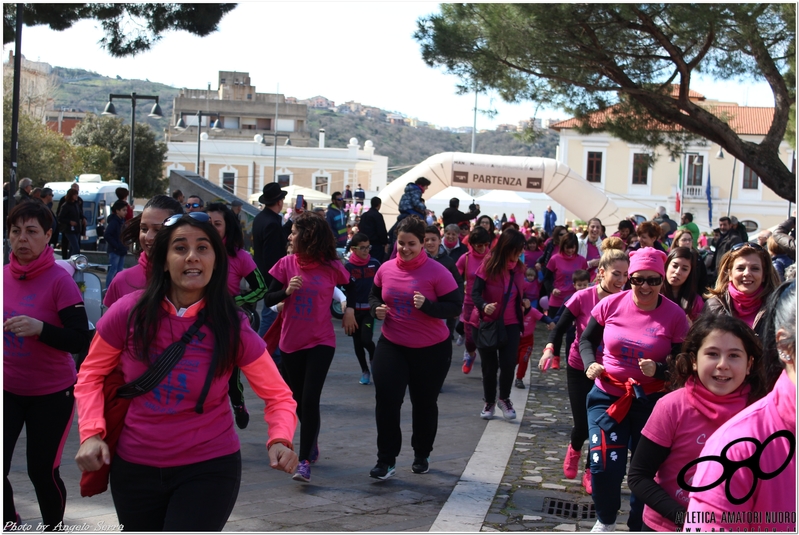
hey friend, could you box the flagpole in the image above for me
[726,159,737,217]
[679,153,687,220]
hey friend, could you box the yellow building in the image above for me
[552,89,794,234]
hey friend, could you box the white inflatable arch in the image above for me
[378,152,622,227]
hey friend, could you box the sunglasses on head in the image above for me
[164,212,211,227]
[730,242,763,253]
[185,202,203,209]
[629,275,663,287]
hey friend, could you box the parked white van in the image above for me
[45,175,127,250]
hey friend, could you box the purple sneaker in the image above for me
[292,460,311,482]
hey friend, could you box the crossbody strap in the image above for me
[116,309,207,399]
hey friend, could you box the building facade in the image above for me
[552,91,794,233]
[168,70,311,147]
[163,134,388,204]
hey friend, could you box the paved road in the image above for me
[9,306,633,531]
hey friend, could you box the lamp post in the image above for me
[175,111,220,177]
[102,92,163,202]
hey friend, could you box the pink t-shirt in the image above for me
[641,380,749,531]
[523,278,540,301]
[564,286,603,370]
[473,262,525,327]
[97,292,265,467]
[226,248,258,296]
[456,251,488,326]
[374,255,458,348]
[591,291,689,396]
[546,253,588,308]
[269,255,350,353]
[104,262,146,307]
[524,250,543,271]
[4,263,83,396]
[685,371,796,532]
[521,307,544,337]
[581,241,601,280]
[689,294,705,321]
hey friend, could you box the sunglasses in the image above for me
[629,275,663,287]
[730,242,764,253]
[335,198,344,202]
[164,212,211,227]
[185,203,203,209]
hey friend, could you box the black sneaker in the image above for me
[369,462,396,480]
[411,457,429,474]
[515,378,525,389]
[233,403,250,429]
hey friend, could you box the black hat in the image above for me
[258,183,287,205]
[231,199,243,207]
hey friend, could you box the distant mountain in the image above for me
[306,110,558,180]
[48,68,558,175]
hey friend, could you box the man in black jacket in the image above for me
[358,196,388,263]
[442,198,480,228]
[252,183,291,339]
[712,216,743,276]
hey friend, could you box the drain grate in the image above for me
[542,497,596,520]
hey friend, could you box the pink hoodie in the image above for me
[684,370,796,532]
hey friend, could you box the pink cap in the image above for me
[628,247,667,278]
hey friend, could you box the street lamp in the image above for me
[175,110,219,177]
[102,92,163,202]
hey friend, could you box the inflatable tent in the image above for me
[378,152,622,227]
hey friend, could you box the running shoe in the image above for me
[462,351,475,374]
[497,398,516,420]
[292,460,311,482]
[455,335,464,346]
[551,356,560,370]
[480,402,495,420]
[233,403,249,430]
[514,378,525,389]
[369,462,396,480]
[591,520,616,532]
[411,457,429,474]
[359,371,371,385]
[582,469,593,494]
[563,444,581,479]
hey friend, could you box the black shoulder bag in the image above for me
[475,274,515,350]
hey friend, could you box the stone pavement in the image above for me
[8,312,637,532]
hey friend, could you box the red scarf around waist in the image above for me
[599,372,665,427]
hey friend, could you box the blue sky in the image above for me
[5,2,777,130]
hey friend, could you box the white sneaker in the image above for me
[497,398,516,420]
[455,335,464,346]
[480,402,495,419]
[590,520,616,532]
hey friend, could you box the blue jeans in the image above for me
[257,305,281,365]
[106,252,126,289]
[586,385,664,529]
[65,233,80,257]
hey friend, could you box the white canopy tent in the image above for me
[378,152,622,227]
[473,190,530,221]
[425,186,477,217]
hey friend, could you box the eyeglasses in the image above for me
[730,242,763,253]
[164,212,211,227]
[185,203,203,209]
[355,245,372,252]
[629,275,663,287]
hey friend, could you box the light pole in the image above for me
[175,111,220,177]
[102,92,163,202]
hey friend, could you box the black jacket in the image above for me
[104,213,127,256]
[712,230,743,271]
[442,206,480,228]
[358,207,388,247]
[252,207,291,287]
[58,202,82,234]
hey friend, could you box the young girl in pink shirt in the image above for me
[685,280,796,532]
[207,203,268,430]
[104,195,183,307]
[628,315,766,531]
[455,226,492,374]
[545,231,588,315]
[265,212,355,483]
[75,213,298,531]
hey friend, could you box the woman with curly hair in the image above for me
[206,202,268,429]
[264,212,355,483]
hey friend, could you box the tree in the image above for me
[72,145,116,180]
[3,86,76,184]
[70,113,168,197]
[416,4,796,201]
[4,4,237,57]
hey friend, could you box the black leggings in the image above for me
[280,345,335,461]
[474,325,521,403]
[110,451,241,531]
[351,310,376,373]
[4,386,75,530]
[372,336,451,464]
[566,361,594,464]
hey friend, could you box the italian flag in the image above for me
[675,159,682,213]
